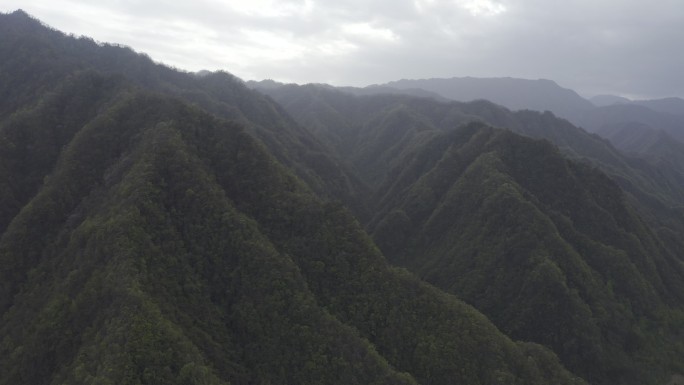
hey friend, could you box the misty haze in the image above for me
[1,2,683,385]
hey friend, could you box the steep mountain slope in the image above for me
[0,9,590,385]
[595,122,684,167]
[0,74,585,384]
[0,70,127,234]
[253,82,684,385]
[257,83,684,211]
[0,10,369,217]
[591,124,684,218]
[0,89,405,384]
[576,105,684,209]
[2,9,683,385]
[368,124,684,385]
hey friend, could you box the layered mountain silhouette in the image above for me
[253,81,684,385]
[595,123,684,171]
[377,78,684,176]
[253,82,684,213]
[326,77,684,167]
[590,94,632,107]
[576,103,684,192]
[377,77,596,122]
[0,10,588,385]
[578,104,684,142]
[2,9,684,385]
[632,98,684,116]
[249,76,684,173]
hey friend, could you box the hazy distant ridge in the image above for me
[381,76,595,120]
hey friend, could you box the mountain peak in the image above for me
[4,9,43,26]
[7,9,31,17]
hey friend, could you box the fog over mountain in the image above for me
[381,77,595,121]
[3,6,684,385]
[590,95,632,107]
[2,0,683,99]
[326,76,684,158]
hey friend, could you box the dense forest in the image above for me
[251,82,684,384]
[1,10,683,385]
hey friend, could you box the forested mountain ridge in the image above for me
[2,9,684,385]
[369,123,684,383]
[0,87,413,384]
[354,76,684,190]
[253,76,684,203]
[0,9,370,218]
[2,82,589,384]
[253,81,684,384]
[0,9,593,385]
[361,77,684,150]
[576,104,684,191]
[254,82,684,214]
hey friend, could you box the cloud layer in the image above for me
[4,0,683,98]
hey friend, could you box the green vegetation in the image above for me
[0,91,414,384]
[0,84,585,383]
[2,9,683,385]
[367,125,684,384]
[256,83,684,384]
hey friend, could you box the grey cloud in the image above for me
[3,0,683,98]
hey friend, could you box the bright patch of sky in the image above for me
[2,0,683,98]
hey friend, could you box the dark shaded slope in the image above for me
[0,85,584,384]
[369,124,684,385]
[0,71,126,234]
[0,10,369,217]
[257,83,684,211]
[1,10,680,385]
[0,92,411,384]
[251,83,684,384]
[596,122,684,171]
[589,124,684,234]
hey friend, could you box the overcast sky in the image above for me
[3,0,683,98]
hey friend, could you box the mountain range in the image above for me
[1,9,683,385]
[259,75,684,160]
